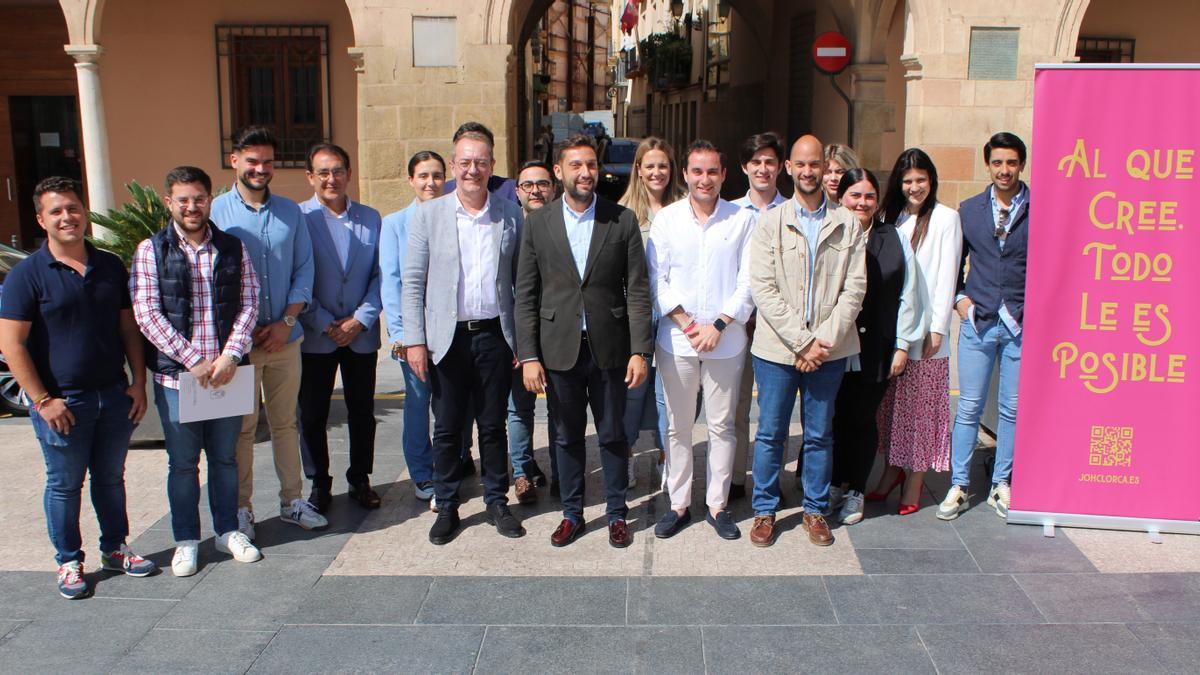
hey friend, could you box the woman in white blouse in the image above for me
[867,148,962,514]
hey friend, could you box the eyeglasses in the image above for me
[171,196,210,207]
[313,168,348,180]
[518,180,553,191]
[455,159,492,172]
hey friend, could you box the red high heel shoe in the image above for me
[898,502,919,515]
[865,469,907,502]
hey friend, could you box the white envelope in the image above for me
[178,365,255,423]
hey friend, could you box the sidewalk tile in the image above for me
[918,624,1161,674]
[1017,573,1200,623]
[952,507,1097,573]
[156,554,334,631]
[0,601,167,673]
[113,628,275,673]
[825,574,1044,625]
[841,508,967,551]
[702,625,935,674]
[284,576,430,625]
[854,548,980,575]
[416,577,627,625]
[476,626,704,674]
[629,577,835,626]
[1127,623,1200,672]
[248,625,483,674]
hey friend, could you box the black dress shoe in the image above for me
[727,483,746,501]
[706,509,741,540]
[608,519,633,548]
[309,477,333,514]
[428,509,461,545]
[654,508,691,538]
[527,463,547,487]
[349,482,381,509]
[486,503,526,538]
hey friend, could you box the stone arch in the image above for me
[62,0,105,45]
[1053,0,1092,60]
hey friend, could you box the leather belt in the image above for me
[458,317,500,331]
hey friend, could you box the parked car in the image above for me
[0,243,31,414]
[596,137,638,202]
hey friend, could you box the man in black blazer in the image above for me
[515,134,653,548]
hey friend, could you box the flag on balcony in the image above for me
[620,0,638,34]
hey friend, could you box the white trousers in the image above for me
[658,348,744,511]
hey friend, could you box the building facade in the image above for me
[0,0,1194,246]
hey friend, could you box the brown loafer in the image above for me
[802,513,834,546]
[750,515,776,547]
[349,483,382,510]
[514,476,537,505]
[550,518,585,547]
[608,519,632,548]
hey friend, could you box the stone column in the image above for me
[64,44,115,235]
[847,62,894,171]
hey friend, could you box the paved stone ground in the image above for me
[4,365,1200,673]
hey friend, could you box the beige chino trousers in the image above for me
[659,348,744,511]
[236,338,304,510]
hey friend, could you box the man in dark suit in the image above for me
[515,134,653,548]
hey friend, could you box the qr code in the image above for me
[1088,426,1133,467]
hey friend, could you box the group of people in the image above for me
[0,119,1029,599]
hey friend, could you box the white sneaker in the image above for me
[430,497,439,513]
[171,541,199,577]
[828,485,847,511]
[237,507,256,540]
[838,490,866,525]
[937,485,969,521]
[281,498,328,530]
[987,482,1011,518]
[216,530,262,563]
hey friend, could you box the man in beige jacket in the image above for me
[747,135,866,548]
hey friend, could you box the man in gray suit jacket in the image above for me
[515,134,653,549]
[298,144,383,514]
[402,124,526,545]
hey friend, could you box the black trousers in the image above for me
[429,322,512,509]
[546,336,629,523]
[299,347,378,486]
[830,370,890,493]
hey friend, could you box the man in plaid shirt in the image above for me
[130,166,263,577]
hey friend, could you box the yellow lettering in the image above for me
[1058,139,1093,178]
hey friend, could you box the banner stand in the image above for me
[1009,511,1200,538]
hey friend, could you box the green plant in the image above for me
[88,181,170,267]
[639,30,693,89]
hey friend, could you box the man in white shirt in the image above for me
[649,140,756,540]
[728,132,787,500]
[402,126,527,545]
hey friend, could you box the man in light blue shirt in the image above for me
[297,143,382,514]
[210,126,325,538]
[728,132,788,501]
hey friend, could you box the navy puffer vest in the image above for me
[146,222,246,376]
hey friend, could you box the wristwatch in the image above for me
[713,318,728,332]
[283,315,297,327]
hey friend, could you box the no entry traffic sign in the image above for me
[812,31,851,74]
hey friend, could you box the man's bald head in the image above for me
[786,134,826,200]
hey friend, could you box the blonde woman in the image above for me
[618,138,686,487]
[823,143,861,206]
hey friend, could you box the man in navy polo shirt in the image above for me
[0,176,157,599]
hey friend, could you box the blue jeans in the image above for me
[508,371,557,480]
[401,359,471,486]
[751,355,846,515]
[33,384,134,566]
[951,319,1022,488]
[623,364,664,451]
[155,383,241,541]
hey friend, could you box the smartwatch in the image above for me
[713,318,728,332]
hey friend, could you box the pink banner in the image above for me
[1012,66,1200,521]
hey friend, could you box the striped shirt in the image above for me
[130,224,260,389]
